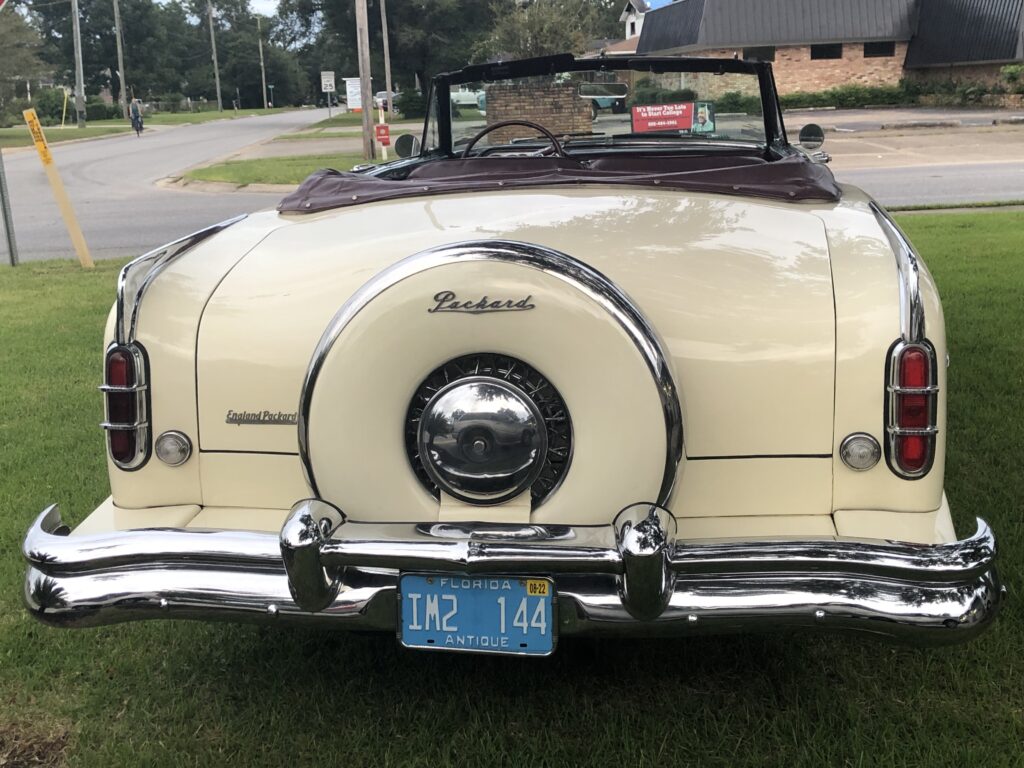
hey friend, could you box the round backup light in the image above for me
[155,430,193,466]
[840,433,881,471]
[416,376,547,505]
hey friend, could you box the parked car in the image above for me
[374,90,399,110]
[23,54,1002,656]
[451,87,484,107]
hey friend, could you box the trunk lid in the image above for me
[196,188,835,458]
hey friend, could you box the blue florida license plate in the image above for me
[399,574,555,656]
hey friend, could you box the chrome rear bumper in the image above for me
[23,501,1003,645]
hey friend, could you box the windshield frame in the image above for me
[420,54,788,158]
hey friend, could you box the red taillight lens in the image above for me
[103,346,147,468]
[899,348,928,388]
[108,429,137,462]
[898,434,928,472]
[888,342,937,477]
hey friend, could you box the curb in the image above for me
[881,119,961,130]
[158,176,297,194]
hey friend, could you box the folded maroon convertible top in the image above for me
[278,155,842,214]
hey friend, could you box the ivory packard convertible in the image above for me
[23,55,1002,656]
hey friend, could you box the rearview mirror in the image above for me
[395,133,422,158]
[798,123,825,150]
[578,82,629,98]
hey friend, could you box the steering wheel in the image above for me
[461,119,567,159]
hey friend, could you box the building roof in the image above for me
[637,0,918,53]
[620,0,675,21]
[905,0,1024,67]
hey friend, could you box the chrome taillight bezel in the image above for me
[884,338,939,479]
[100,342,151,471]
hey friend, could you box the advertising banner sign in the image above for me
[631,103,693,133]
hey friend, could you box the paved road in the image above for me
[837,161,1024,206]
[2,108,329,262]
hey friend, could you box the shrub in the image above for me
[712,91,760,113]
[781,84,908,110]
[394,91,426,119]
[85,101,120,121]
[33,88,68,124]
[1001,64,1024,94]
[0,98,32,127]
[629,77,697,106]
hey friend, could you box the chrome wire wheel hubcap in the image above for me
[407,353,572,507]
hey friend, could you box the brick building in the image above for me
[631,0,1024,94]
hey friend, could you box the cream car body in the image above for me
[23,55,1000,653]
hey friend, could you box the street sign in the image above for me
[375,123,391,147]
[344,77,362,111]
[0,0,9,12]
[320,71,335,93]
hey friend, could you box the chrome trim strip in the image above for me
[115,214,247,345]
[298,240,684,507]
[871,202,924,344]
[887,385,939,394]
[887,426,940,436]
[100,421,150,431]
[23,503,1002,645]
[98,384,149,393]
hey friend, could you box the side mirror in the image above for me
[798,123,825,150]
[395,133,422,158]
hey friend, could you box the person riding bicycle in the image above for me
[129,99,144,137]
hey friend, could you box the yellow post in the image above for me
[23,108,93,268]
[61,90,68,128]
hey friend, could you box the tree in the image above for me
[476,0,620,60]
[313,0,495,96]
[0,5,48,102]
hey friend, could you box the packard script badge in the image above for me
[428,290,536,314]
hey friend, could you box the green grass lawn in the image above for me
[0,212,1021,766]
[0,125,130,149]
[183,153,378,186]
[272,129,364,141]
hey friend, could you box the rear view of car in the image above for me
[22,54,1002,656]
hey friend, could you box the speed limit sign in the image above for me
[320,71,336,93]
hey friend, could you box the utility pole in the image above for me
[112,0,128,120]
[354,0,375,160]
[380,0,394,115]
[70,0,87,126]
[206,0,223,111]
[0,149,19,267]
[257,16,268,110]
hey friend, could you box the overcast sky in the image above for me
[250,0,278,16]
